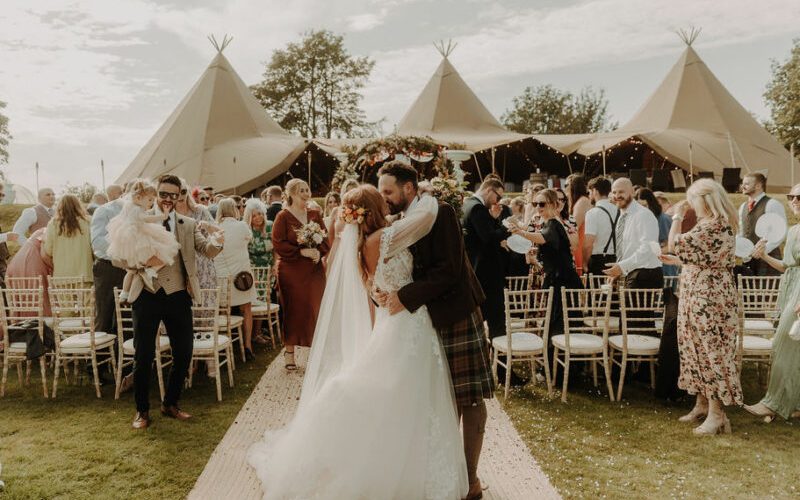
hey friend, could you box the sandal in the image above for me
[284,351,297,371]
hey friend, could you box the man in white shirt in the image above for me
[583,177,619,277]
[13,187,56,246]
[603,177,663,289]
[738,173,786,276]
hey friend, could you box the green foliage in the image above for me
[252,30,378,139]
[0,100,11,165]
[62,182,99,204]
[764,38,800,153]
[501,84,616,134]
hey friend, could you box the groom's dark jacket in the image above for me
[398,201,485,329]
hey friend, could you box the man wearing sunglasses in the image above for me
[738,173,786,276]
[121,174,225,430]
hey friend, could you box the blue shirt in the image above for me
[90,199,123,260]
[657,213,672,244]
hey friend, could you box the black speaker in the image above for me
[651,170,672,192]
[629,169,647,188]
[722,168,741,193]
[697,171,715,180]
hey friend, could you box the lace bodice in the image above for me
[373,226,414,293]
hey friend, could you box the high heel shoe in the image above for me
[743,403,776,421]
[693,415,731,435]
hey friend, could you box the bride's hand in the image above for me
[386,292,406,315]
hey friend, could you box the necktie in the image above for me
[163,218,171,232]
[747,199,756,212]
[616,212,628,258]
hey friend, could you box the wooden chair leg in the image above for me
[603,350,615,402]
[52,355,61,398]
[237,326,246,362]
[226,350,234,388]
[504,351,512,400]
[592,359,598,387]
[1,359,9,396]
[214,352,223,402]
[543,351,553,397]
[91,353,101,398]
[39,357,47,397]
[561,353,570,403]
[649,359,656,389]
[616,353,628,402]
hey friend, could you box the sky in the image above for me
[1,0,798,194]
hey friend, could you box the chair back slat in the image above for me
[562,288,612,337]
[620,288,664,337]
[504,288,552,337]
[193,288,220,343]
[252,265,272,302]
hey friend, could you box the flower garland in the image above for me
[340,205,368,225]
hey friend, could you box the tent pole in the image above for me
[491,147,496,174]
[101,159,106,190]
[566,154,573,174]
[35,162,39,193]
[601,145,606,177]
[688,141,693,184]
[307,150,312,188]
[792,143,796,188]
[474,153,485,182]
[726,132,737,169]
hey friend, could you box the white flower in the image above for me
[312,233,323,244]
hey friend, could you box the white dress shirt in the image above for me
[616,200,662,275]
[13,204,54,246]
[90,199,123,260]
[584,198,619,255]
[738,193,787,253]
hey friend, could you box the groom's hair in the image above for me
[378,161,418,189]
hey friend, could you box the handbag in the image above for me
[233,270,254,292]
[789,315,800,341]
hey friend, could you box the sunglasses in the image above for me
[534,202,549,208]
[158,191,180,200]
[787,194,800,201]
[199,196,209,201]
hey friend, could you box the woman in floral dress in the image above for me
[659,179,742,435]
[244,200,274,346]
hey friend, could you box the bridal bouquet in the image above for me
[295,221,327,248]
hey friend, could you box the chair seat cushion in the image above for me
[608,334,660,355]
[551,333,604,354]
[8,342,27,353]
[492,333,544,353]
[744,319,775,332]
[193,334,231,350]
[122,336,171,355]
[59,332,115,353]
[741,335,773,352]
[251,301,280,315]
[216,315,243,328]
[582,317,620,331]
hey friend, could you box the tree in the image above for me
[501,84,616,134]
[0,100,11,165]
[252,30,378,139]
[764,38,800,153]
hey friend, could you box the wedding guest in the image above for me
[739,173,785,276]
[272,179,329,370]
[214,199,257,360]
[91,185,126,332]
[509,196,526,220]
[463,178,516,381]
[603,178,663,288]
[192,187,210,206]
[653,191,671,215]
[125,174,223,429]
[6,228,52,316]
[175,180,218,300]
[583,177,618,277]
[322,192,341,229]
[13,187,56,245]
[660,179,741,434]
[87,192,108,215]
[209,194,225,219]
[744,184,800,422]
[42,194,93,286]
[566,174,591,275]
[638,187,677,276]
[244,199,273,347]
[263,186,283,222]
[513,188,583,335]
[105,184,123,202]
[0,182,20,287]
[523,183,546,225]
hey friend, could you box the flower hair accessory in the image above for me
[340,205,369,225]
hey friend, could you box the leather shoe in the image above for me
[119,374,134,394]
[161,404,192,421]
[132,411,150,430]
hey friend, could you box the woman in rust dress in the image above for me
[272,179,329,370]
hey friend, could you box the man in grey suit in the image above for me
[122,174,224,430]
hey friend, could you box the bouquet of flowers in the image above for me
[295,221,327,248]
[430,175,468,216]
[340,205,368,225]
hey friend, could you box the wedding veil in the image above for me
[299,223,372,408]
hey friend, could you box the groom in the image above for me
[377,161,494,500]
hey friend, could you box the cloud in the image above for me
[347,10,388,31]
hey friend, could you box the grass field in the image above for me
[501,368,798,499]
[0,347,278,499]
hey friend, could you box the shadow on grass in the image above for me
[0,347,278,499]
[499,367,798,499]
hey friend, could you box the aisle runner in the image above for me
[189,350,560,500]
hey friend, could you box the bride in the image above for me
[248,185,468,499]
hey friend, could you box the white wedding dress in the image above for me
[247,196,468,500]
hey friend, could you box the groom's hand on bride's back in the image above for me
[385,292,406,315]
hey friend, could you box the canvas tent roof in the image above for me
[396,56,526,151]
[555,44,794,187]
[116,49,306,193]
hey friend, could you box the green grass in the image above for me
[0,348,278,499]
[500,368,798,499]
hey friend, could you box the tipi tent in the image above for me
[553,32,794,187]
[1,183,36,205]
[116,37,307,194]
[396,42,526,151]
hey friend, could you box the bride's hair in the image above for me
[342,184,389,278]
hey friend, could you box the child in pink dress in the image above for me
[107,179,181,302]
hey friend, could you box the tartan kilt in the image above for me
[436,309,495,407]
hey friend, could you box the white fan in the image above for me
[506,234,533,254]
[735,236,755,259]
[755,213,787,245]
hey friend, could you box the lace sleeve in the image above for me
[382,195,439,259]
